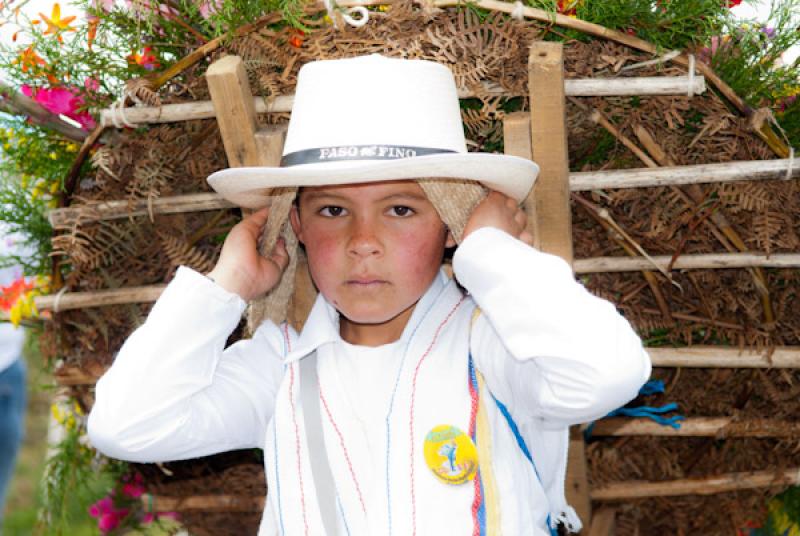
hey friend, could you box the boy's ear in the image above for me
[289,205,304,244]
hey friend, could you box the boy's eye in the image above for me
[389,205,414,217]
[319,206,346,217]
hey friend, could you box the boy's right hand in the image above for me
[206,207,290,302]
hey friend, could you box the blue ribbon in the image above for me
[584,380,685,440]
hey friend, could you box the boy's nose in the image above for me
[347,220,383,258]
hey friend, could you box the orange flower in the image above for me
[0,277,34,312]
[127,47,159,70]
[39,3,77,43]
[87,15,99,50]
[14,46,46,74]
[557,0,579,16]
[288,30,304,48]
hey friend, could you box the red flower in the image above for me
[0,277,34,312]
[726,0,742,7]
[127,47,160,71]
[289,30,304,48]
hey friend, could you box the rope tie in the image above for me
[52,286,69,314]
[323,0,369,28]
[511,1,525,20]
[109,89,142,129]
[687,54,696,98]
[786,147,795,180]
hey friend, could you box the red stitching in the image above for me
[319,384,367,514]
[409,296,467,536]
[469,367,481,536]
[283,323,292,352]
[288,363,309,535]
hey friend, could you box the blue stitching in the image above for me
[337,493,352,536]
[273,415,285,536]
[384,282,451,536]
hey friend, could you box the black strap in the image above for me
[280,145,456,167]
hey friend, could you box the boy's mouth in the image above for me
[346,277,387,286]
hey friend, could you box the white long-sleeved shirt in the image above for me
[88,227,651,535]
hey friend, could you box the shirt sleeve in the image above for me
[452,227,651,428]
[87,266,286,462]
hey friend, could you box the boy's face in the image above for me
[290,180,455,346]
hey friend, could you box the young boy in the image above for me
[88,55,651,535]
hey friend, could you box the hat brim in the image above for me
[207,153,539,209]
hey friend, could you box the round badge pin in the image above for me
[423,424,479,485]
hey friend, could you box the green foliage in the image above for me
[0,175,53,276]
[710,0,800,147]
[39,402,112,535]
[0,114,84,275]
[576,0,732,50]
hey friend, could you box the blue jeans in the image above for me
[0,358,26,523]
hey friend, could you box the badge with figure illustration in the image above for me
[423,424,478,485]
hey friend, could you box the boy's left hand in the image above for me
[462,191,533,245]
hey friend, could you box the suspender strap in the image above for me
[299,352,340,536]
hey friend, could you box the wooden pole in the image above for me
[529,41,592,527]
[34,285,166,311]
[574,252,800,273]
[99,76,708,126]
[648,346,800,368]
[588,508,616,536]
[0,81,87,142]
[47,157,800,229]
[589,417,800,438]
[52,345,800,385]
[591,468,800,500]
[206,56,264,169]
[48,193,233,228]
[570,157,798,190]
[142,494,265,512]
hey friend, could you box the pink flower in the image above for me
[21,84,96,130]
[88,496,114,518]
[98,511,124,532]
[198,0,223,19]
[122,481,144,498]
[92,0,115,11]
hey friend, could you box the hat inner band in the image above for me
[280,145,457,167]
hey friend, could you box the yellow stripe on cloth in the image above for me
[476,368,502,534]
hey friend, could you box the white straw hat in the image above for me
[207,54,539,208]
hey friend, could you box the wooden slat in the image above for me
[574,252,800,273]
[591,468,800,500]
[142,494,265,512]
[649,346,800,368]
[529,42,574,264]
[570,158,798,190]
[588,507,616,536]
[529,41,592,527]
[589,417,800,438]
[100,76,707,126]
[48,193,233,228]
[35,285,166,311]
[206,56,264,168]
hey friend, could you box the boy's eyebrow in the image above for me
[300,191,429,203]
[378,192,429,202]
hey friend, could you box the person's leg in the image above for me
[0,358,27,524]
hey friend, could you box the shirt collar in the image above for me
[283,269,456,363]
